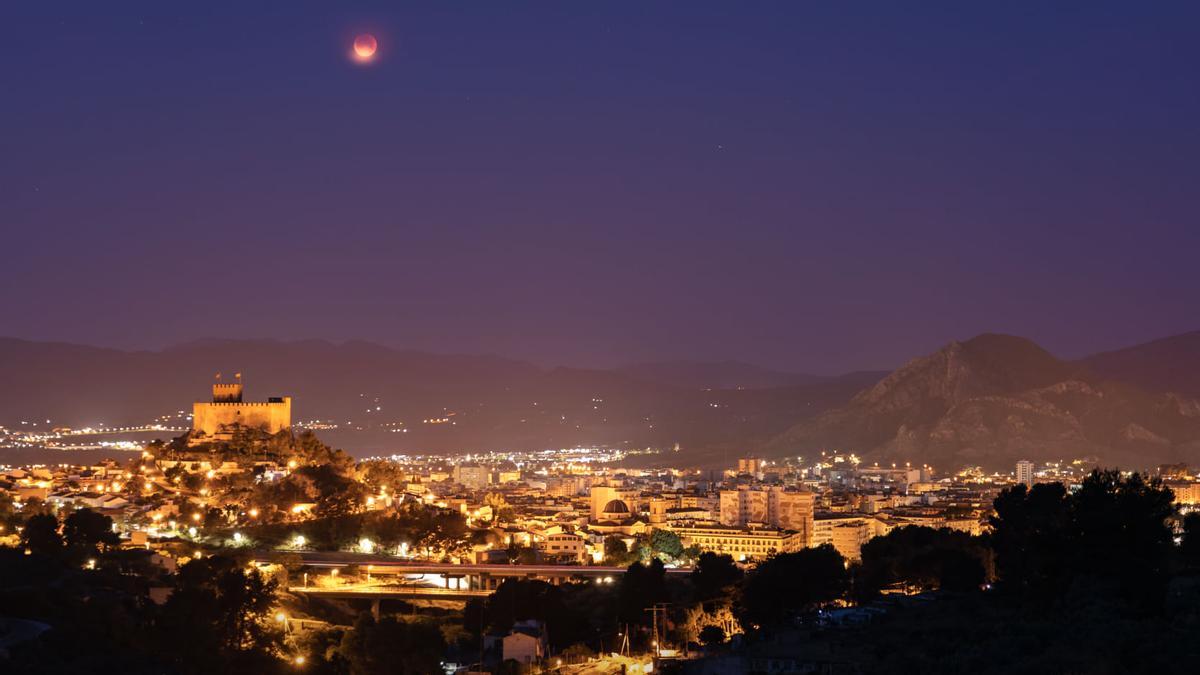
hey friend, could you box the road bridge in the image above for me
[256,550,690,593]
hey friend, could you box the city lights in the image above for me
[2,6,1195,673]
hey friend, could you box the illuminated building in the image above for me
[589,484,638,522]
[452,464,490,491]
[539,532,588,564]
[666,522,805,561]
[812,514,884,561]
[720,486,814,546]
[720,487,767,526]
[1016,460,1035,487]
[737,457,762,475]
[191,374,291,440]
[1167,481,1200,505]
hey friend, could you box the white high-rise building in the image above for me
[1015,460,1035,487]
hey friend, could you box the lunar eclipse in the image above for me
[352,33,377,62]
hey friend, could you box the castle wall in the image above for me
[192,397,291,436]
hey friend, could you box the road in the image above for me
[254,550,692,578]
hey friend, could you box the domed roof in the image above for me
[602,499,630,514]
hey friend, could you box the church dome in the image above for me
[602,499,630,515]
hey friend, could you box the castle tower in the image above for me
[211,372,244,402]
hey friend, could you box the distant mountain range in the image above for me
[3,331,1199,469]
[614,360,831,390]
[1081,331,1200,398]
[0,337,881,460]
[766,333,1200,470]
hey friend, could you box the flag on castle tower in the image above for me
[235,372,242,379]
[215,372,221,380]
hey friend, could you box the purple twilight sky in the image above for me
[2,1,1198,373]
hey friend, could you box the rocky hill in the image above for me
[765,334,1200,470]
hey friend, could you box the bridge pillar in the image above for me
[371,599,380,622]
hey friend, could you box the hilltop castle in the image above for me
[191,373,291,441]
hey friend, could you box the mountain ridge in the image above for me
[5,331,1200,468]
[0,336,881,460]
[765,332,1200,469]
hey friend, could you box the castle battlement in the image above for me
[211,379,244,403]
[196,401,287,408]
[192,375,290,438]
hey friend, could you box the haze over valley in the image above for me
[4,331,1199,470]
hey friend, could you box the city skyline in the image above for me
[5,4,1200,673]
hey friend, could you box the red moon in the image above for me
[353,34,378,61]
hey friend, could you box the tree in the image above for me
[0,492,22,531]
[483,579,591,649]
[21,513,62,556]
[63,508,120,554]
[739,545,847,629]
[691,552,742,600]
[154,555,281,673]
[617,560,667,629]
[990,469,1175,613]
[1181,512,1200,569]
[699,625,725,648]
[989,481,1070,599]
[678,601,741,645]
[358,459,406,492]
[561,642,595,663]
[855,526,990,599]
[650,529,684,560]
[507,543,539,565]
[604,536,630,565]
[297,464,369,517]
[337,614,446,675]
